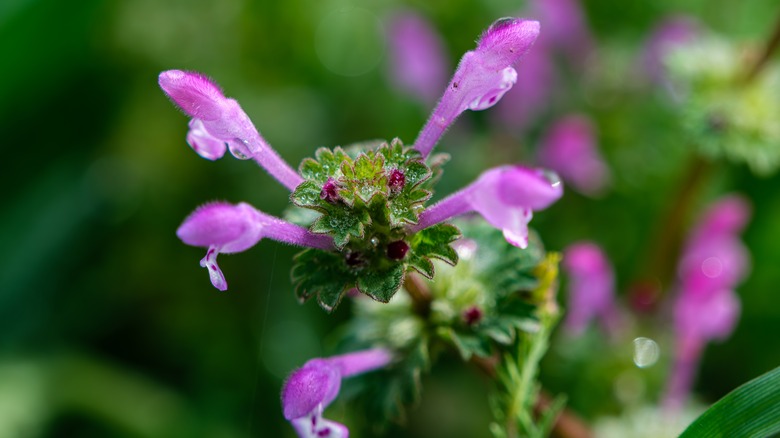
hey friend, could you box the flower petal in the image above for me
[176,202,260,252]
[493,166,563,210]
[413,18,540,157]
[477,18,541,70]
[282,360,341,420]
[199,246,227,291]
[158,70,225,121]
[290,405,349,438]
[186,119,227,161]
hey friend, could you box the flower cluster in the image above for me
[159,18,562,312]
[160,17,565,437]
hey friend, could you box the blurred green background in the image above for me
[2,0,779,436]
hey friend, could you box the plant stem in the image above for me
[403,273,432,317]
[634,156,713,298]
[745,12,780,82]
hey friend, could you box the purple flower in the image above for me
[282,348,393,437]
[177,202,334,291]
[386,11,450,105]
[562,242,620,336]
[160,18,558,291]
[413,18,540,157]
[537,115,610,196]
[663,195,751,410]
[411,165,563,248]
[158,70,303,190]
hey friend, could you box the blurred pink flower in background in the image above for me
[562,241,621,336]
[386,11,451,106]
[537,114,610,196]
[664,195,751,410]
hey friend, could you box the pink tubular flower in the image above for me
[282,348,393,438]
[562,242,620,336]
[663,195,751,410]
[386,11,450,106]
[177,202,334,291]
[158,70,303,190]
[411,165,563,248]
[413,18,540,157]
[537,115,610,196]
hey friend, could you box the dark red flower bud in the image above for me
[320,178,341,204]
[463,306,483,326]
[386,240,410,260]
[388,169,406,194]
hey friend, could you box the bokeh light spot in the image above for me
[632,337,660,368]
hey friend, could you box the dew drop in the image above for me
[370,237,379,247]
[701,257,723,278]
[632,337,660,368]
[228,139,252,160]
[540,169,562,187]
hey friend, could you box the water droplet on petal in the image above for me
[540,169,562,187]
[701,256,723,278]
[632,337,660,368]
[228,139,252,160]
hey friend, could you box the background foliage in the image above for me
[2,0,779,436]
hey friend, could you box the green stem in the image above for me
[745,12,780,83]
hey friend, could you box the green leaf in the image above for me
[457,219,545,297]
[299,147,351,183]
[356,263,405,303]
[680,365,780,438]
[423,152,450,189]
[298,157,325,182]
[291,249,355,312]
[311,206,370,248]
[352,338,430,426]
[407,255,434,279]
[403,161,431,188]
[290,180,324,209]
[479,317,517,345]
[411,223,460,266]
[443,328,492,360]
[388,187,431,226]
[377,138,413,169]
